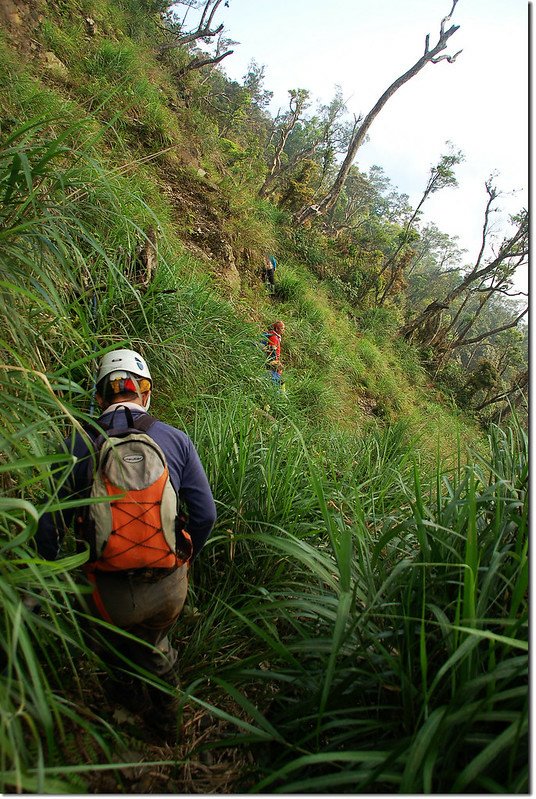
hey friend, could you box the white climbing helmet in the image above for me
[96,349,152,386]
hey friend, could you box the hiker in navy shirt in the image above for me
[35,348,216,740]
[261,254,277,290]
[36,407,216,562]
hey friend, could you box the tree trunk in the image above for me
[294,1,461,225]
[258,90,310,198]
[401,207,528,342]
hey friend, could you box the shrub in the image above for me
[287,226,326,268]
[357,305,403,341]
[274,272,306,302]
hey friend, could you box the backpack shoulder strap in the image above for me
[82,410,156,453]
[132,413,157,433]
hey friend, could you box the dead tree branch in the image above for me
[401,194,528,343]
[295,2,462,225]
[449,306,528,349]
[176,47,233,76]
[159,0,227,53]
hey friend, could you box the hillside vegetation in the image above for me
[0,0,528,793]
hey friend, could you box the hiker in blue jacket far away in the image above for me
[261,253,277,292]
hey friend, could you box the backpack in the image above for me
[269,255,277,270]
[76,408,192,572]
[260,331,278,364]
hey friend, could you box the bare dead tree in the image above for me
[294,0,462,225]
[401,182,528,344]
[158,0,234,73]
[475,368,528,413]
[176,36,235,77]
[258,89,310,198]
[160,0,224,49]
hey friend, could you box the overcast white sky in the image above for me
[213,0,528,282]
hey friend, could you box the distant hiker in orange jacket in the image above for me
[262,320,286,386]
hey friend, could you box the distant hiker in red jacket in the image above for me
[263,320,285,386]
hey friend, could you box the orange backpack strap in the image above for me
[84,567,114,623]
[178,529,193,566]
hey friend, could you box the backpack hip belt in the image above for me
[91,565,185,583]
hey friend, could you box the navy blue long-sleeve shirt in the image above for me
[35,403,216,562]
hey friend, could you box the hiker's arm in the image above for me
[178,441,217,561]
[35,505,73,560]
[34,435,89,560]
[265,343,278,363]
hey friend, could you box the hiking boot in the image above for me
[145,669,182,742]
[144,706,181,743]
[103,675,152,715]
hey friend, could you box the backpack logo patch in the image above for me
[123,454,144,463]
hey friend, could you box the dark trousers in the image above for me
[262,267,275,285]
[85,564,188,679]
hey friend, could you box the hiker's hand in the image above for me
[21,592,41,614]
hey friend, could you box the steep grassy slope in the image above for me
[0,0,480,460]
[0,1,527,794]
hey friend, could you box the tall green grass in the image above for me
[184,406,527,793]
[0,110,527,793]
[0,118,262,790]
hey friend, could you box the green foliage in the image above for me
[219,136,245,164]
[279,159,320,213]
[392,337,429,387]
[455,360,499,408]
[356,306,403,341]
[241,59,273,109]
[0,3,527,792]
[254,198,290,227]
[427,144,465,196]
[79,40,180,144]
[87,39,139,78]
[41,18,85,64]
[188,403,528,793]
[287,225,326,267]
[273,271,306,303]
[435,358,467,396]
